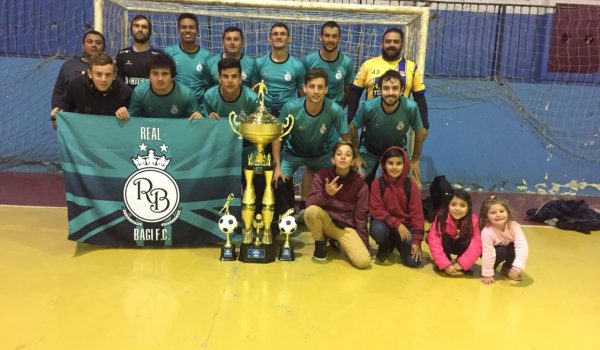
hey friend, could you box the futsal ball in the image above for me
[218,214,238,234]
[278,216,297,235]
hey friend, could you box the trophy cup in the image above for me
[278,208,297,261]
[228,80,294,263]
[218,194,238,261]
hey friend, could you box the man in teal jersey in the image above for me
[272,68,352,213]
[164,13,213,107]
[303,21,355,106]
[206,27,258,87]
[350,69,425,187]
[203,57,258,119]
[124,53,202,120]
[203,58,267,223]
[255,22,305,117]
[302,21,355,215]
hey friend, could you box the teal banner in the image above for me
[56,112,242,247]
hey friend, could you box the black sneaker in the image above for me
[313,240,328,262]
[375,239,392,263]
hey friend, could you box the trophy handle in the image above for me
[228,111,243,139]
[278,114,295,141]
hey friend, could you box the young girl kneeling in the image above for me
[369,146,424,267]
[426,189,481,276]
[304,141,371,269]
[479,196,529,284]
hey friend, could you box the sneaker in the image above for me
[313,240,328,262]
[374,257,394,266]
[375,239,392,263]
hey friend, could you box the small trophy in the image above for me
[278,209,297,261]
[218,194,238,261]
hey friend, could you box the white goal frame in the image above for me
[93,0,429,72]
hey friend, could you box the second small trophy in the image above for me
[218,194,238,261]
[278,209,297,261]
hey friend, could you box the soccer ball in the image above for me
[218,214,238,234]
[278,215,297,235]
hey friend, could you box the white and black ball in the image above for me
[278,216,297,235]
[218,214,238,234]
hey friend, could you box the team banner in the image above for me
[57,112,242,247]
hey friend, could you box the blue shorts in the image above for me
[280,150,331,177]
[358,147,381,177]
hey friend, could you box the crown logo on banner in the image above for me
[131,149,171,170]
[123,143,181,233]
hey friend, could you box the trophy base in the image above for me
[239,243,276,264]
[220,246,237,261]
[278,245,295,261]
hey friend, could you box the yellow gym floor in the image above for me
[1,205,599,349]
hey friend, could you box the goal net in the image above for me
[424,1,600,164]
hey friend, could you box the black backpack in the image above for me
[378,176,411,201]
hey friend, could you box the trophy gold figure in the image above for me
[218,194,238,261]
[228,80,294,263]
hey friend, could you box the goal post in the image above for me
[93,0,429,73]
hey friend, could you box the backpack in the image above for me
[378,176,411,201]
[429,175,454,212]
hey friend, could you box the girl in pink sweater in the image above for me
[426,189,481,276]
[479,196,529,285]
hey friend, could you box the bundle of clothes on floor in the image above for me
[526,199,600,234]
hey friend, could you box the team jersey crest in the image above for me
[319,123,327,134]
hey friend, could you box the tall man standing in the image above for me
[164,13,213,107]
[116,14,162,89]
[255,22,305,117]
[303,21,355,107]
[300,21,356,218]
[51,30,105,110]
[350,70,426,187]
[206,27,258,87]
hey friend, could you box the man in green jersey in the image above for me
[272,68,352,214]
[203,57,258,119]
[255,22,305,117]
[350,69,425,187]
[206,27,258,87]
[303,21,354,106]
[124,53,202,120]
[164,13,213,107]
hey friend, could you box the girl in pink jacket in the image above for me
[479,196,529,285]
[426,189,481,276]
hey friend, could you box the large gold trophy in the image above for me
[228,81,294,263]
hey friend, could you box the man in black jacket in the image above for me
[51,53,131,129]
